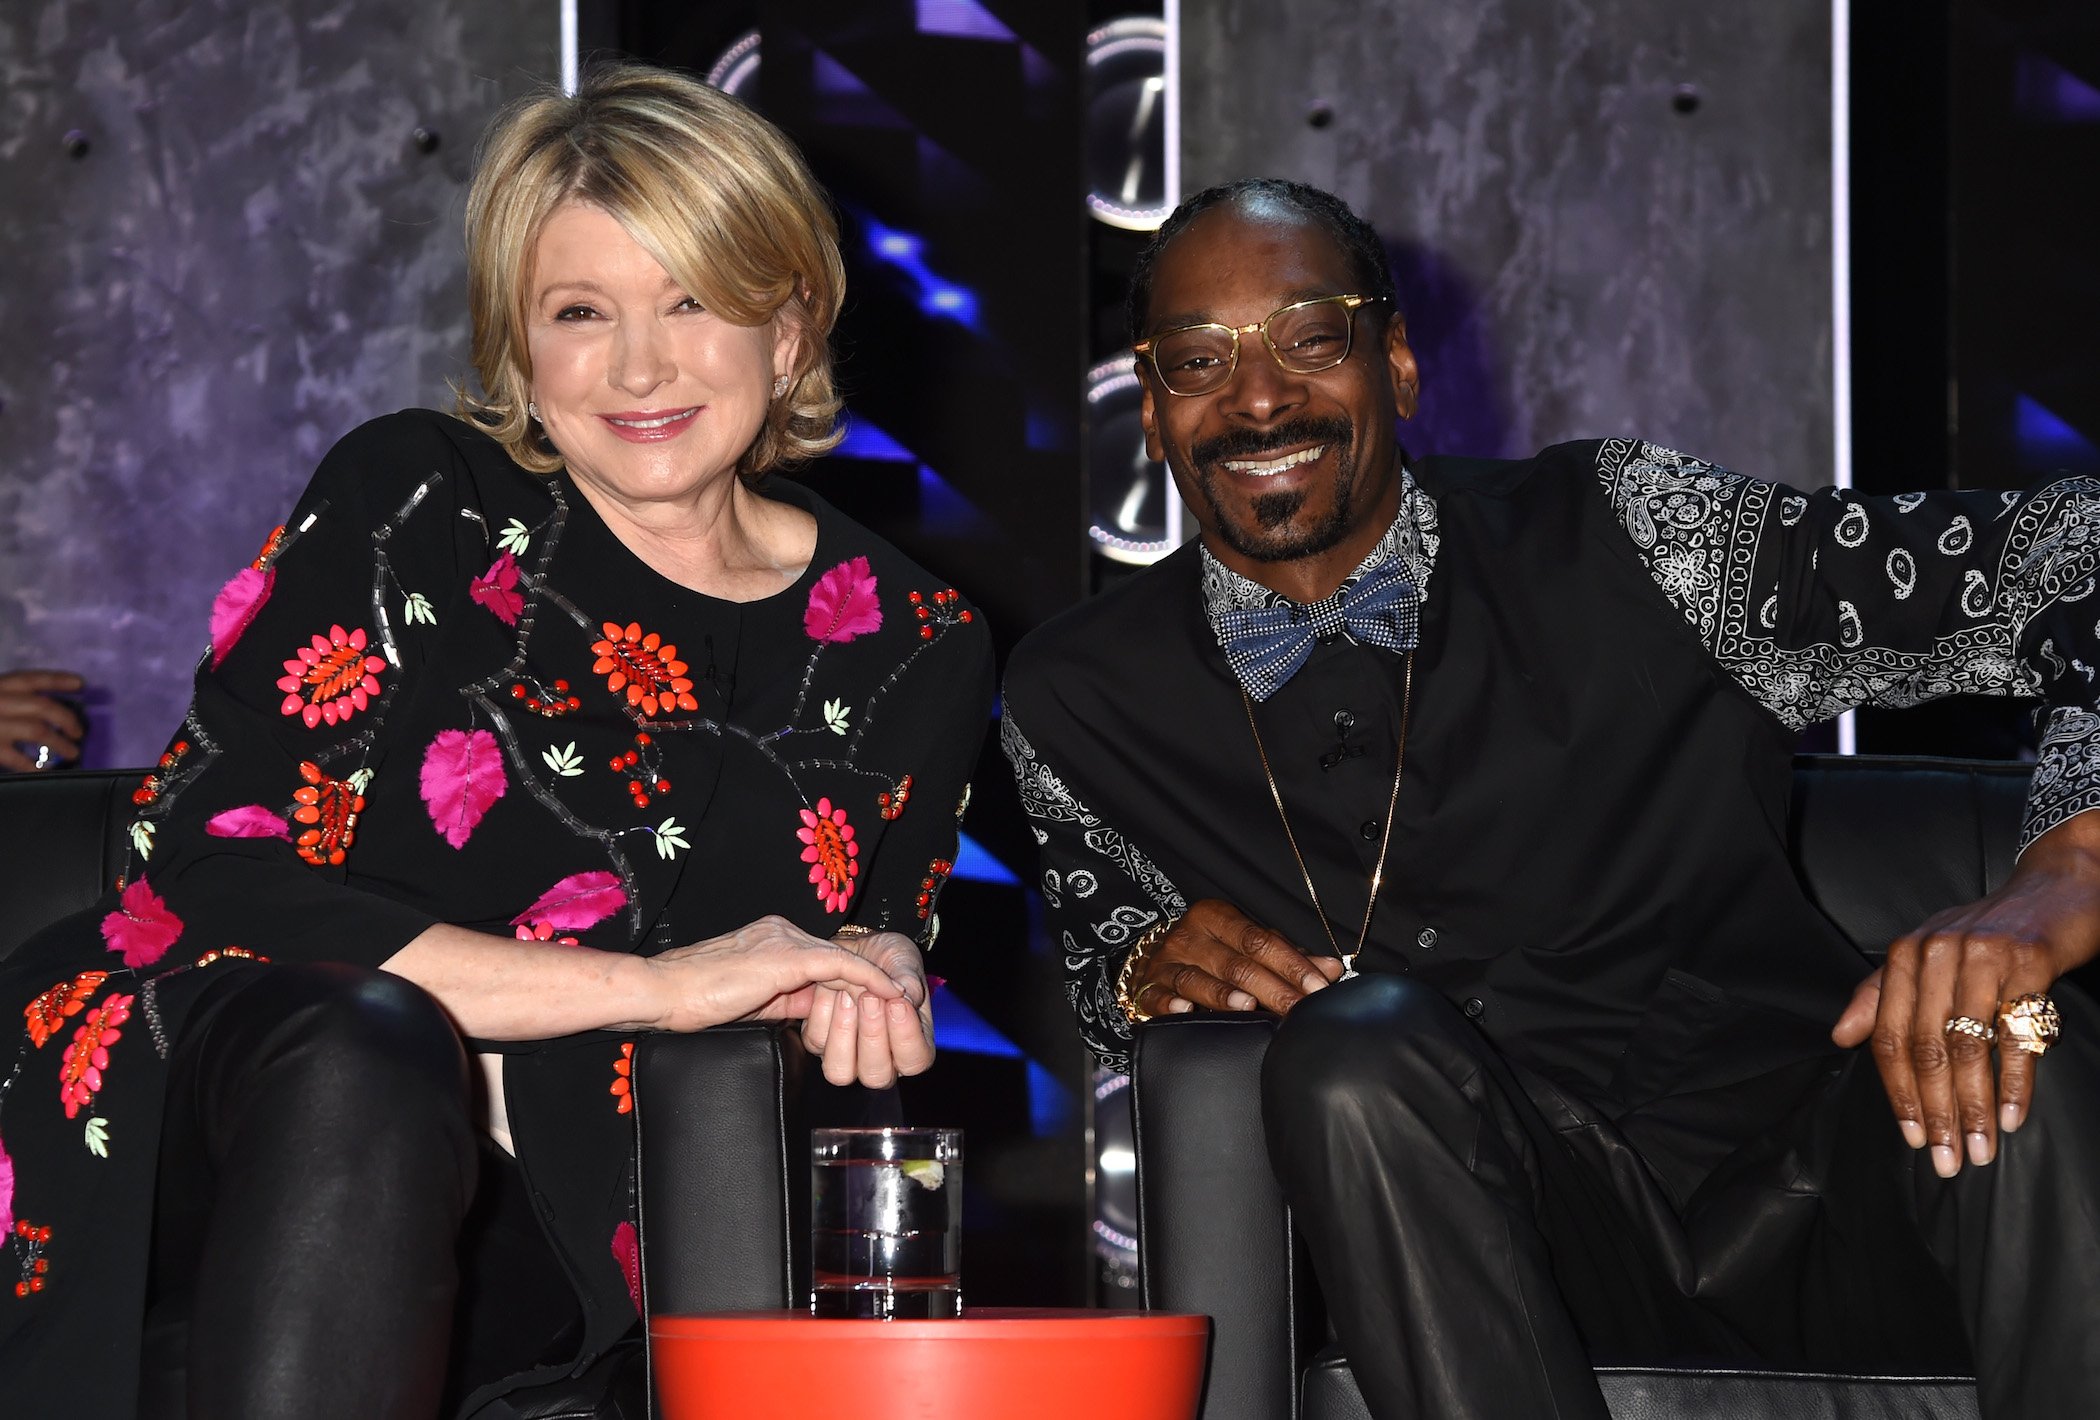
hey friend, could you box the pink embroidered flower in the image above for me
[419,728,507,849]
[796,797,860,914]
[511,872,627,934]
[59,992,133,1120]
[205,805,293,841]
[209,566,276,668]
[275,625,385,730]
[803,557,882,644]
[513,921,581,946]
[469,552,525,626]
[611,1220,641,1314]
[100,877,182,969]
[0,1131,15,1234]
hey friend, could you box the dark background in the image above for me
[2,0,2094,1306]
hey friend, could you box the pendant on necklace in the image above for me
[1340,955,1359,982]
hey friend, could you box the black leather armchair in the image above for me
[0,768,810,1418]
[1132,755,2041,1420]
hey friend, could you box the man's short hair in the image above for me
[1127,178,1398,342]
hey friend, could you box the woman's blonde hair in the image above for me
[457,63,847,476]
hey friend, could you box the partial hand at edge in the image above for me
[1131,898,1344,1019]
[0,669,85,772]
[1832,807,2100,1176]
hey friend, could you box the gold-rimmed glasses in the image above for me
[1134,294,1381,397]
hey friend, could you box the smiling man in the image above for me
[1001,179,2100,1418]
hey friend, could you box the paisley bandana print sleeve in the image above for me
[1594,439,2100,855]
[998,708,1188,1075]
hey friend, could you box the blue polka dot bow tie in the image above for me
[1216,556,1422,702]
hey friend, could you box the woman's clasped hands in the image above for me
[641,915,934,1088]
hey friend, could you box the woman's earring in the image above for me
[771,375,790,400]
[527,402,539,421]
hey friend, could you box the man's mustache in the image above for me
[1191,416,1354,470]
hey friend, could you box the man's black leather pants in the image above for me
[1263,975,2100,1420]
[135,962,478,1419]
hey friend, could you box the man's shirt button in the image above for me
[1359,819,1382,840]
[1463,997,1486,1019]
[1417,928,1437,949]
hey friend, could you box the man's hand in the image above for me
[0,670,84,772]
[1833,810,2100,1177]
[1130,898,1344,1018]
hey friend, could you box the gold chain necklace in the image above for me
[1237,652,1412,979]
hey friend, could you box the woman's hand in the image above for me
[637,916,912,1035]
[796,931,936,1087]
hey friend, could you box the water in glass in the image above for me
[811,1127,962,1319]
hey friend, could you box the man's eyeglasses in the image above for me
[1134,294,1382,398]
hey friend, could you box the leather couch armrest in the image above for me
[1133,1013,1298,1420]
[632,1022,811,1317]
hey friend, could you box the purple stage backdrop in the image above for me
[0,0,554,768]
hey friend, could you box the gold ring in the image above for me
[1998,993,2062,1057]
[1944,1015,1996,1044]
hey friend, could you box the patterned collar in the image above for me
[1198,469,1440,649]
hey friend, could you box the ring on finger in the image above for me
[1998,992,2062,1057]
[1944,1015,1996,1044]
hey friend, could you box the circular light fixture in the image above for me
[705,30,761,98]
[1092,1068,1139,1289]
[1084,18,1171,231]
[1086,356,1177,565]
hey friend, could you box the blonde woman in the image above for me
[0,65,992,1418]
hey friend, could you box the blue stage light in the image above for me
[862,216,983,333]
[833,417,918,463]
[915,0,1016,43]
[1028,1061,1077,1137]
[951,831,1020,886]
[928,983,1022,1058]
[2016,394,2100,468]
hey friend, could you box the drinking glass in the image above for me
[810,1126,963,1319]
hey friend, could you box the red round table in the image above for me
[650,1308,1210,1420]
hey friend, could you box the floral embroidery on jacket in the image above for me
[24,972,111,1050]
[805,557,883,643]
[0,1137,15,1234]
[58,993,133,1120]
[292,761,366,867]
[916,857,955,922]
[797,798,860,913]
[607,732,672,809]
[610,1218,640,1313]
[208,525,286,669]
[511,873,626,937]
[469,551,526,626]
[878,775,913,821]
[205,804,293,841]
[276,624,385,729]
[908,588,974,641]
[609,1042,634,1115]
[11,1220,52,1297]
[420,728,507,849]
[591,623,700,718]
[99,879,181,970]
[131,739,191,809]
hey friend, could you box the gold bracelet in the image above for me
[1114,916,1178,1025]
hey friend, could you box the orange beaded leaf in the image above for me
[590,622,699,718]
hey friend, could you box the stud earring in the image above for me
[527,402,539,420]
[771,375,790,400]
